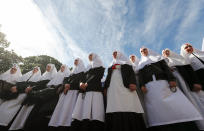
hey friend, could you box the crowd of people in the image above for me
[0,43,204,131]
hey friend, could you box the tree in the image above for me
[0,26,23,73]
[0,25,63,74]
[20,55,62,74]
[0,25,10,48]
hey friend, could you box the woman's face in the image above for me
[141,48,148,56]
[33,67,38,74]
[184,44,193,54]
[130,56,136,63]
[89,54,93,61]
[74,59,79,66]
[46,65,51,72]
[113,51,117,59]
[163,50,170,57]
[10,67,17,74]
[60,65,65,72]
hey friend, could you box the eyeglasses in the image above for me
[184,45,192,49]
[140,48,147,52]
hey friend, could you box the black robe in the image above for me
[138,60,175,88]
[104,64,146,131]
[50,72,84,131]
[138,60,199,131]
[70,67,105,131]
[175,64,200,91]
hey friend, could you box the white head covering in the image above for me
[138,47,163,70]
[41,64,57,80]
[72,58,86,74]
[129,54,140,72]
[0,64,22,84]
[47,65,71,86]
[162,48,189,67]
[181,43,204,62]
[19,67,42,82]
[110,51,132,66]
[87,53,104,71]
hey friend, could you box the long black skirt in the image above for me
[196,69,204,91]
[105,112,146,131]
[70,119,104,131]
[148,121,199,131]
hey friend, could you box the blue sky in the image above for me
[1,0,204,67]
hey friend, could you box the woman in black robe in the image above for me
[138,47,201,131]
[104,51,146,131]
[71,53,105,131]
[163,48,204,130]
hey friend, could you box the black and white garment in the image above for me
[129,54,148,127]
[71,53,105,131]
[104,51,145,131]
[163,48,204,130]
[138,47,202,131]
[0,65,23,127]
[0,64,22,105]
[49,58,85,129]
[181,43,204,90]
[0,66,41,130]
[9,64,57,130]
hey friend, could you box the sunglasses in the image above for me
[140,48,147,52]
[184,45,192,49]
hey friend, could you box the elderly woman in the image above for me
[71,53,105,131]
[104,51,146,131]
[49,59,85,131]
[162,48,204,130]
[9,64,57,131]
[0,64,22,104]
[138,47,201,131]
[181,43,204,90]
[0,66,41,131]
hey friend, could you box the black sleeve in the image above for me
[187,65,200,85]
[63,77,69,84]
[80,71,88,83]
[127,65,137,85]
[104,67,112,89]
[16,82,30,93]
[31,80,50,91]
[138,69,145,88]
[160,60,176,82]
[87,67,105,85]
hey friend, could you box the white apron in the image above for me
[9,105,34,130]
[173,71,204,130]
[106,69,144,114]
[49,90,79,127]
[72,91,105,122]
[144,78,202,127]
[0,93,26,126]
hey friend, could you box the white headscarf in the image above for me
[129,54,140,72]
[19,67,42,82]
[0,64,22,84]
[181,43,204,71]
[47,65,71,86]
[87,53,104,71]
[72,58,86,74]
[162,48,189,67]
[41,64,57,81]
[138,47,163,70]
[181,43,204,62]
[110,51,132,66]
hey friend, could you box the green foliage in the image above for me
[20,55,62,74]
[0,26,63,74]
[0,47,23,73]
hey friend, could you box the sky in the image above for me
[0,0,204,67]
